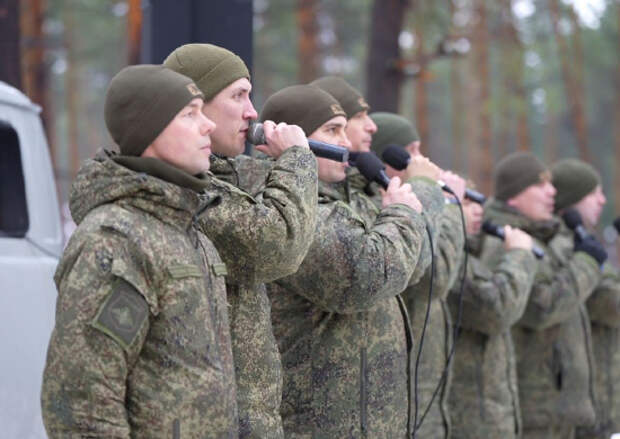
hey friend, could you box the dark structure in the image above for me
[141,0,253,74]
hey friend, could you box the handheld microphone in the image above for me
[482,220,544,259]
[247,122,349,163]
[354,152,390,189]
[381,145,486,204]
[562,208,590,242]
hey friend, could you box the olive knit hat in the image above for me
[104,64,204,157]
[163,43,250,102]
[259,85,346,137]
[369,112,419,157]
[494,152,549,201]
[310,76,369,119]
[551,158,601,212]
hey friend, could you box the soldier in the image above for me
[370,111,466,439]
[447,187,537,439]
[482,152,605,439]
[164,44,318,438]
[551,158,620,439]
[41,65,238,437]
[261,84,432,438]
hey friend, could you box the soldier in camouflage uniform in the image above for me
[447,192,537,439]
[482,152,605,439]
[41,65,239,437]
[260,84,435,438]
[164,44,318,438]
[369,111,466,439]
[550,159,620,439]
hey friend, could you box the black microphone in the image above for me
[247,122,349,163]
[613,217,620,235]
[355,152,390,189]
[562,208,590,242]
[482,220,544,259]
[381,145,486,204]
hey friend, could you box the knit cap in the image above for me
[551,158,601,211]
[260,85,346,136]
[104,64,204,157]
[494,152,549,201]
[369,112,419,157]
[163,43,250,101]
[310,76,369,119]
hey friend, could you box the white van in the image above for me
[0,81,62,438]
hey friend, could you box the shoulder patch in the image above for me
[91,278,149,350]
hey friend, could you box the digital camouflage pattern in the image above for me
[204,148,319,439]
[267,179,429,438]
[41,153,237,438]
[570,234,620,438]
[448,233,537,439]
[483,199,601,438]
[404,204,465,439]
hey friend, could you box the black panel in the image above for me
[0,120,29,237]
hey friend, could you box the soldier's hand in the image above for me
[504,226,533,251]
[380,176,422,213]
[403,155,441,181]
[255,120,309,158]
[439,170,466,202]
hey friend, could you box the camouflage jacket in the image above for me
[41,155,237,438]
[205,150,318,439]
[562,228,620,439]
[483,199,601,429]
[267,180,428,438]
[405,204,465,439]
[448,234,537,439]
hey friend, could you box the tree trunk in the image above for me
[64,5,80,178]
[414,28,430,148]
[366,0,408,112]
[548,0,590,161]
[0,0,21,88]
[474,0,492,195]
[127,0,142,65]
[297,0,319,83]
[20,0,54,163]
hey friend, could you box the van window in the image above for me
[0,120,29,237]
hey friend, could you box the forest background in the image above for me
[3,0,620,241]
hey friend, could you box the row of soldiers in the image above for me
[39,42,619,439]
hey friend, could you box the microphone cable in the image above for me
[412,185,468,438]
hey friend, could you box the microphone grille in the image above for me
[246,122,265,145]
[562,208,583,230]
[381,145,409,171]
[355,152,386,181]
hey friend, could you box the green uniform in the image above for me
[41,154,237,438]
[448,234,537,439]
[202,149,318,439]
[483,199,601,438]
[569,236,620,438]
[267,180,430,438]
[405,204,465,439]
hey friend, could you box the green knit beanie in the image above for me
[310,76,369,119]
[494,152,549,201]
[163,43,250,102]
[260,85,346,137]
[551,158,601,212]
[369,112,419,157]
[104,65,204,157]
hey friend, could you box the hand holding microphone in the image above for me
[482,220,544,259]
[247,121,349,162]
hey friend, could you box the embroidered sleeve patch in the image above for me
[91,278,149,350]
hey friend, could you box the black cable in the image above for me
[412,223,435,437]
[412,188,468,437]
